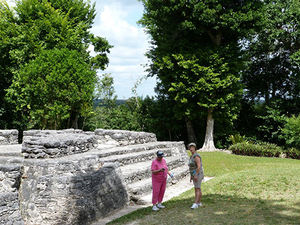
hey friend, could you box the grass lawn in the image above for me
[108,152,300,225]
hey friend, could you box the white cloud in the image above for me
[91,0,155,99]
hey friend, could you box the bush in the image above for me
[230,142,300,160]
[281,115,300,149]
[229,142,283,158]
[284,148,300,160]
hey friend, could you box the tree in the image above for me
[87,74,144,132]
[236,0,300,146]
[281,114,300,149]
[242,0,300,105]
[0,1,20,128]
[1,0,112,130]
[139,0,265,150]
[140,96,188,141]
[94,73,118,111]
[6,48,97,129]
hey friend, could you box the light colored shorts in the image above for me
[193,173,204,188]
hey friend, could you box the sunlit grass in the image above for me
[108,152,300,225]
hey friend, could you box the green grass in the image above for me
[108,152,300,225]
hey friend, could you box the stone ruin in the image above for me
[0,130,18,145]
[0,129,189,225]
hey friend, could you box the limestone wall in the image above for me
[20,158,128,225]
[95,129,157,146]
[22,129,97,159]
[0,128,183,225]
[0,130,18,145]
[21,129,157,159]
[0,165,24,225]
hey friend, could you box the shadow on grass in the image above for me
[108,193,300,225]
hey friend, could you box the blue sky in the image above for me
[7,0,157,99]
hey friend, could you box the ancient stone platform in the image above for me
[0,129,189,225]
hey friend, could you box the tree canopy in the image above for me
[0,0,112,130]
[139,0,265,150]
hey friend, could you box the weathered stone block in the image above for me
[0,130,18,145]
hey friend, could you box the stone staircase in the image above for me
[91,141,190,205]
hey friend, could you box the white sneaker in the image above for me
[152,205,159,211]
[191,203,198,209]
[198,203,202,207]
[157,203,165,209]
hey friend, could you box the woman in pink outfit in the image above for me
[151,150,173,211]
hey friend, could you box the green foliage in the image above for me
[228,141,300,160]
[242,0,296,102]
[87,105,141,131]
[242,0,300,117]
[94,73,117,111]
[48,0,96,30]
[137,96,187,141]
[139,0,265,144]
[229,142,283,158]
[230,140,300,160]
[0,0,112,130]
[6,48,96,129]
[234,99,262,140]
[86,75,143,131]
[167,52,243,123]
[280,114,300,150]
[284,148,300,159]
[235,0,300,147]
[229,134,247,145]
[234,99,289,148]
[0,1,20,128]
[256,102,286,145]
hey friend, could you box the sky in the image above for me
[90,0,157,99]
[6,0,157,99]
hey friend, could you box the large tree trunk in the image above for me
[201,108,216,151]
[185,117,196,144]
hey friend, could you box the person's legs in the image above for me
[152,179,160,205]
[157,180,166,203]
[195,188,202,204]
[152,179,161,211]
[191,175,203,209]
[194,174,203,204]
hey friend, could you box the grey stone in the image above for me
[0,129,189,225]
[45,148,59,155]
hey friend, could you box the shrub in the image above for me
[281,115,300,149]
[229,142,283,158]
[229,134,247,144]
[284,148,300,160]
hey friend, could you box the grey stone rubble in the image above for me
[0,129,189,225]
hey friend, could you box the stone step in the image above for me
[127,164,189,203]
[100,148,172,166]
[0,144,23,157]
[120,156,187,184]
[92,142,172,158]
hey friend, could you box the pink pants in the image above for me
[152,178,166,205]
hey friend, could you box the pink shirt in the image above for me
[151,158,168,181]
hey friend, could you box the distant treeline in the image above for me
[93,99,127,108]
